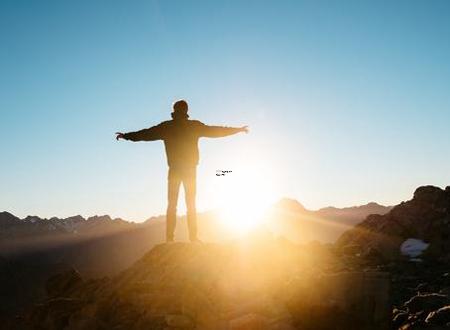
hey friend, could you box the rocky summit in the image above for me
[17,239,390,330]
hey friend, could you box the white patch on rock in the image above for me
[400,238,429,258]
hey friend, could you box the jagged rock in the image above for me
[425,305,450,326]
[404,293,450,313]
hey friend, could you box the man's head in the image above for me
[172,100,189,120]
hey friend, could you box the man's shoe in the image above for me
[166,238,175,243]
[190,238,202,244]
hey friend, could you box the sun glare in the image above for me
[215,163,278,235]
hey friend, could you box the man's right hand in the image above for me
[240,126,249,134]
[115,132,125,140]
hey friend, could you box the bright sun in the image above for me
[215,163,278,235]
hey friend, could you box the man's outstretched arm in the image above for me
[116,124,164,141]
[200,124,249,138]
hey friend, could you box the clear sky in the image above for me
[1,0,450,221]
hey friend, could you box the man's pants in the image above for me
[166,166,197,241]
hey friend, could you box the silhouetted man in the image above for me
[116,100,248,242]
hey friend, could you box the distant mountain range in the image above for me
[0,200,391,277]
[0,213,132,239]
[273,198,391,220]
[0,212,161,277]
[267,199,392,243]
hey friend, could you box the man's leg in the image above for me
[166,167,181,242]
[183,167,198,241]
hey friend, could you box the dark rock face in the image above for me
[19,241,391,330]
[337,185,450,262]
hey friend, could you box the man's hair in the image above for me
[173,100,188,113]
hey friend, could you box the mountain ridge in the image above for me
[1,199,391,226]
[0,199,392,279]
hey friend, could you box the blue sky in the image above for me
[1,0,449,221]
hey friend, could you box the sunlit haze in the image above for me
[1,1,450,221]
[214,156,280,234]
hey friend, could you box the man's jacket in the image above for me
[123,119,241,168]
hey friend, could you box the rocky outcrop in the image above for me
[20,241,391,330]
[337,185,450,262]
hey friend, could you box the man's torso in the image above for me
[159,119,204,168]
